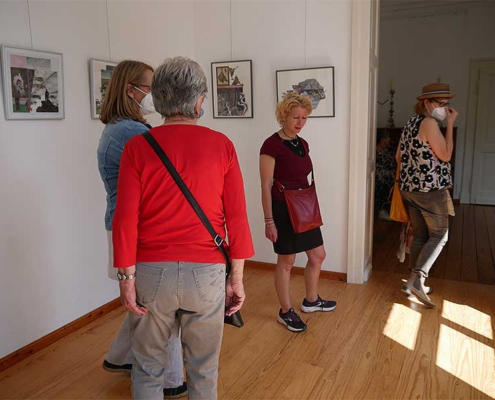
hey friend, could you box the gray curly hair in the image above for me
[152,56,208,119]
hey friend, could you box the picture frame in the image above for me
[211,60,253,118]
[276,66,335,118]
[1,45,64,120]
[89,59,117,119]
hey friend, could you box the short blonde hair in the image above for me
[275,92,312,126]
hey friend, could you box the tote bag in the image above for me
[389,164,410,223]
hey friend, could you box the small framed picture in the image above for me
[276,66,335,118]
[211,60,253,118]
[89,59,118,119]
[1,45,65,120]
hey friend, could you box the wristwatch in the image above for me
[117,272,136,281]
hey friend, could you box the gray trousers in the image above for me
[401,189,449,278]
[105,231,184,388]
[130,262,226,400]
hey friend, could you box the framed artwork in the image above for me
[276,66,335,118]
[89,59,117,119]
[211,60,253,118]
[1,46,64,120]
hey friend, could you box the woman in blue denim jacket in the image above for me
[96,60,187,398]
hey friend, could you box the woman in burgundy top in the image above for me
[113,57,254,400]
[260,93,337,333]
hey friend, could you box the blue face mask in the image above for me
[198,108,204,119]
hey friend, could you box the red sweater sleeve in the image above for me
[223,143,255,259]
[112,143,140,268]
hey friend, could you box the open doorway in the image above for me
[371,0,495,285]
[461,59,495,205]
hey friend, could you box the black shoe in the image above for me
[277,308,307,332]
[163,382,188,399]
[102,359,132,373]
[301,295,337,313]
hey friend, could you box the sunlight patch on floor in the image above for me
[437,324,495,398]
[383,303,421,351]
[442,300,493,340]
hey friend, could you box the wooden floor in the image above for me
[373,204,495,285]
[1,267,495,399]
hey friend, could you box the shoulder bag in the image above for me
[274,173,323,234]
[143,131,244,328]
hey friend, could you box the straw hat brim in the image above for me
[417,92,456,100]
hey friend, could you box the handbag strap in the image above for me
[274,170,314,192]
[142,131,231,276]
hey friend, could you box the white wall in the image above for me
[194,0,352,270]
[0,0,195,359]
[378,5,495,199]
[0,0,352,358]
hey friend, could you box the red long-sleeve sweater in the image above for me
[112,124,254,268]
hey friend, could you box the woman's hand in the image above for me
[265,223,278,243]
[119,280,148,316]
[225,274,245,316]
[445,107,458,125]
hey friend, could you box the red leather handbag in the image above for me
[275,180,323,234]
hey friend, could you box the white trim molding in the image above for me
[460,58,495,204]
[347,0,373,284]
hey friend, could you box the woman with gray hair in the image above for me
[112,56,254,399]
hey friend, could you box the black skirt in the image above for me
[272,200,323,255]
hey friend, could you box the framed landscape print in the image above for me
[89,59,117,119]
[1,46,64,120]
[211,60,253,118]
[276,66,335,118]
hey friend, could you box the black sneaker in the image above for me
[277,308,307,332]
[102,359,132,373]
[301,295,337,313]
[163,382,188,399]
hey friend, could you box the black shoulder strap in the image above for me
[142,131,231,275]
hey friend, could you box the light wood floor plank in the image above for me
[2,268,495,400]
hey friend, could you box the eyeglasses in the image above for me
[433,100,450,107]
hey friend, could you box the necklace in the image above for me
[281,128,299,147]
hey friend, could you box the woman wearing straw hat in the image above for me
[397,83,458,308]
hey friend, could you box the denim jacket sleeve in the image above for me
[97,119,149,230]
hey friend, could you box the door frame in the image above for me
[347,0,380,284]
[460,59,495,204]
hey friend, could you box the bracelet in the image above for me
[117,272,136,281]
[265,221,275,227]
[264,216,273,220]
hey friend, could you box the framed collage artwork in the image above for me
[211,60,253,118]
[276,66,335,118]
[1,46,64,120]
[89,59,117,119]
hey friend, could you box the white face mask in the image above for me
[428,103,447,122]
[132,86,155,115]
